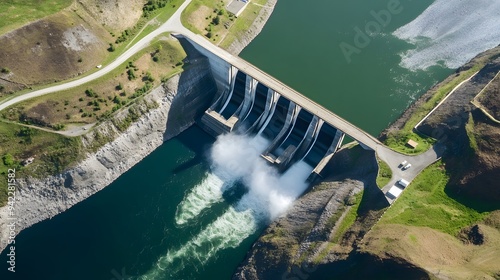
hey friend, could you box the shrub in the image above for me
[127,69,136,80]
[212,16,220,25]
[85,89,96,98]
[2,154,14,166]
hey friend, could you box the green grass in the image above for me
[313,191,364,264]
[379,160,488,235]
[0,0,73,36]
[376,158,392,189]
[102,0,185,66]
[384,64,484,155]
[0,121,83,206]
[0,0,184,105]
[2,36,185,128]
[181,0,268,48]
[219,0,267,49]
[384,131,436,155]
[332,191,363,243]
[465,113,478,152]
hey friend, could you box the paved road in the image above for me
[0,0,193,113]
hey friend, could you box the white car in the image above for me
[400,160,408,167]
[402,163,412,170]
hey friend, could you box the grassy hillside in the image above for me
[181,0,269,48]
[0,121,83,206]
[2,38,185,129]
[379,161,487,235]
[0,0,73,36]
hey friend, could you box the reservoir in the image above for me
[1,0,466,279]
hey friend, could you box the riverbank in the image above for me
[0,2,278,254]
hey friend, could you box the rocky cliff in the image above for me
[0,55,218,253]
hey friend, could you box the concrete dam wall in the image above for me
[176,36,346,180]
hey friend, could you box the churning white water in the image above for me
[175,134,269,225]
[394,0,500,70]
[140,133,313,279]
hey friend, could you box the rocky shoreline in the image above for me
[0,78,178,253]
[0,1,278,254]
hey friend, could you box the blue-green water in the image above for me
[2,0,461,279]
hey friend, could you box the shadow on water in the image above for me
[172,126,214,173]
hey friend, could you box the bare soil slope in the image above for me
[478,70,500,120]
[77,0,146,32]
[361,221,500,280]
[0,9,112,91]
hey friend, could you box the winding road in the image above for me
[0,0,193,112]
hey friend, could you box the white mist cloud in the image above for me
[143,133,313,279]
[394,0,500,70]
[210,133,312,220]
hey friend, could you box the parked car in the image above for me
[400,160,408,168]
[402,163,412,170]
[398,179,409,188]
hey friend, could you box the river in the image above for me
[3,0,491,279]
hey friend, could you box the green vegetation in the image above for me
[384,64,484,155]
[0,121,83,206]
[379,161,488,235]
[332,192,363,243]
[103,0,184,65]
[465,113,478,152]
[384,131,435,155]
[376,158,392,188]
[2,37,185,128]
[313,191,364,264]
[0,0,73,36]
[182,0,268,47]
[0,37,185,207]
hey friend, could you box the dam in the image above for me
[173,33,391,181]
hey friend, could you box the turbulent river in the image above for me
[2,0,500,279]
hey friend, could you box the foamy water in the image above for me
[139,133,313,279]
[175,134,269,225]
[394,0,500,70]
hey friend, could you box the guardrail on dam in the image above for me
[173,33,387,181]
